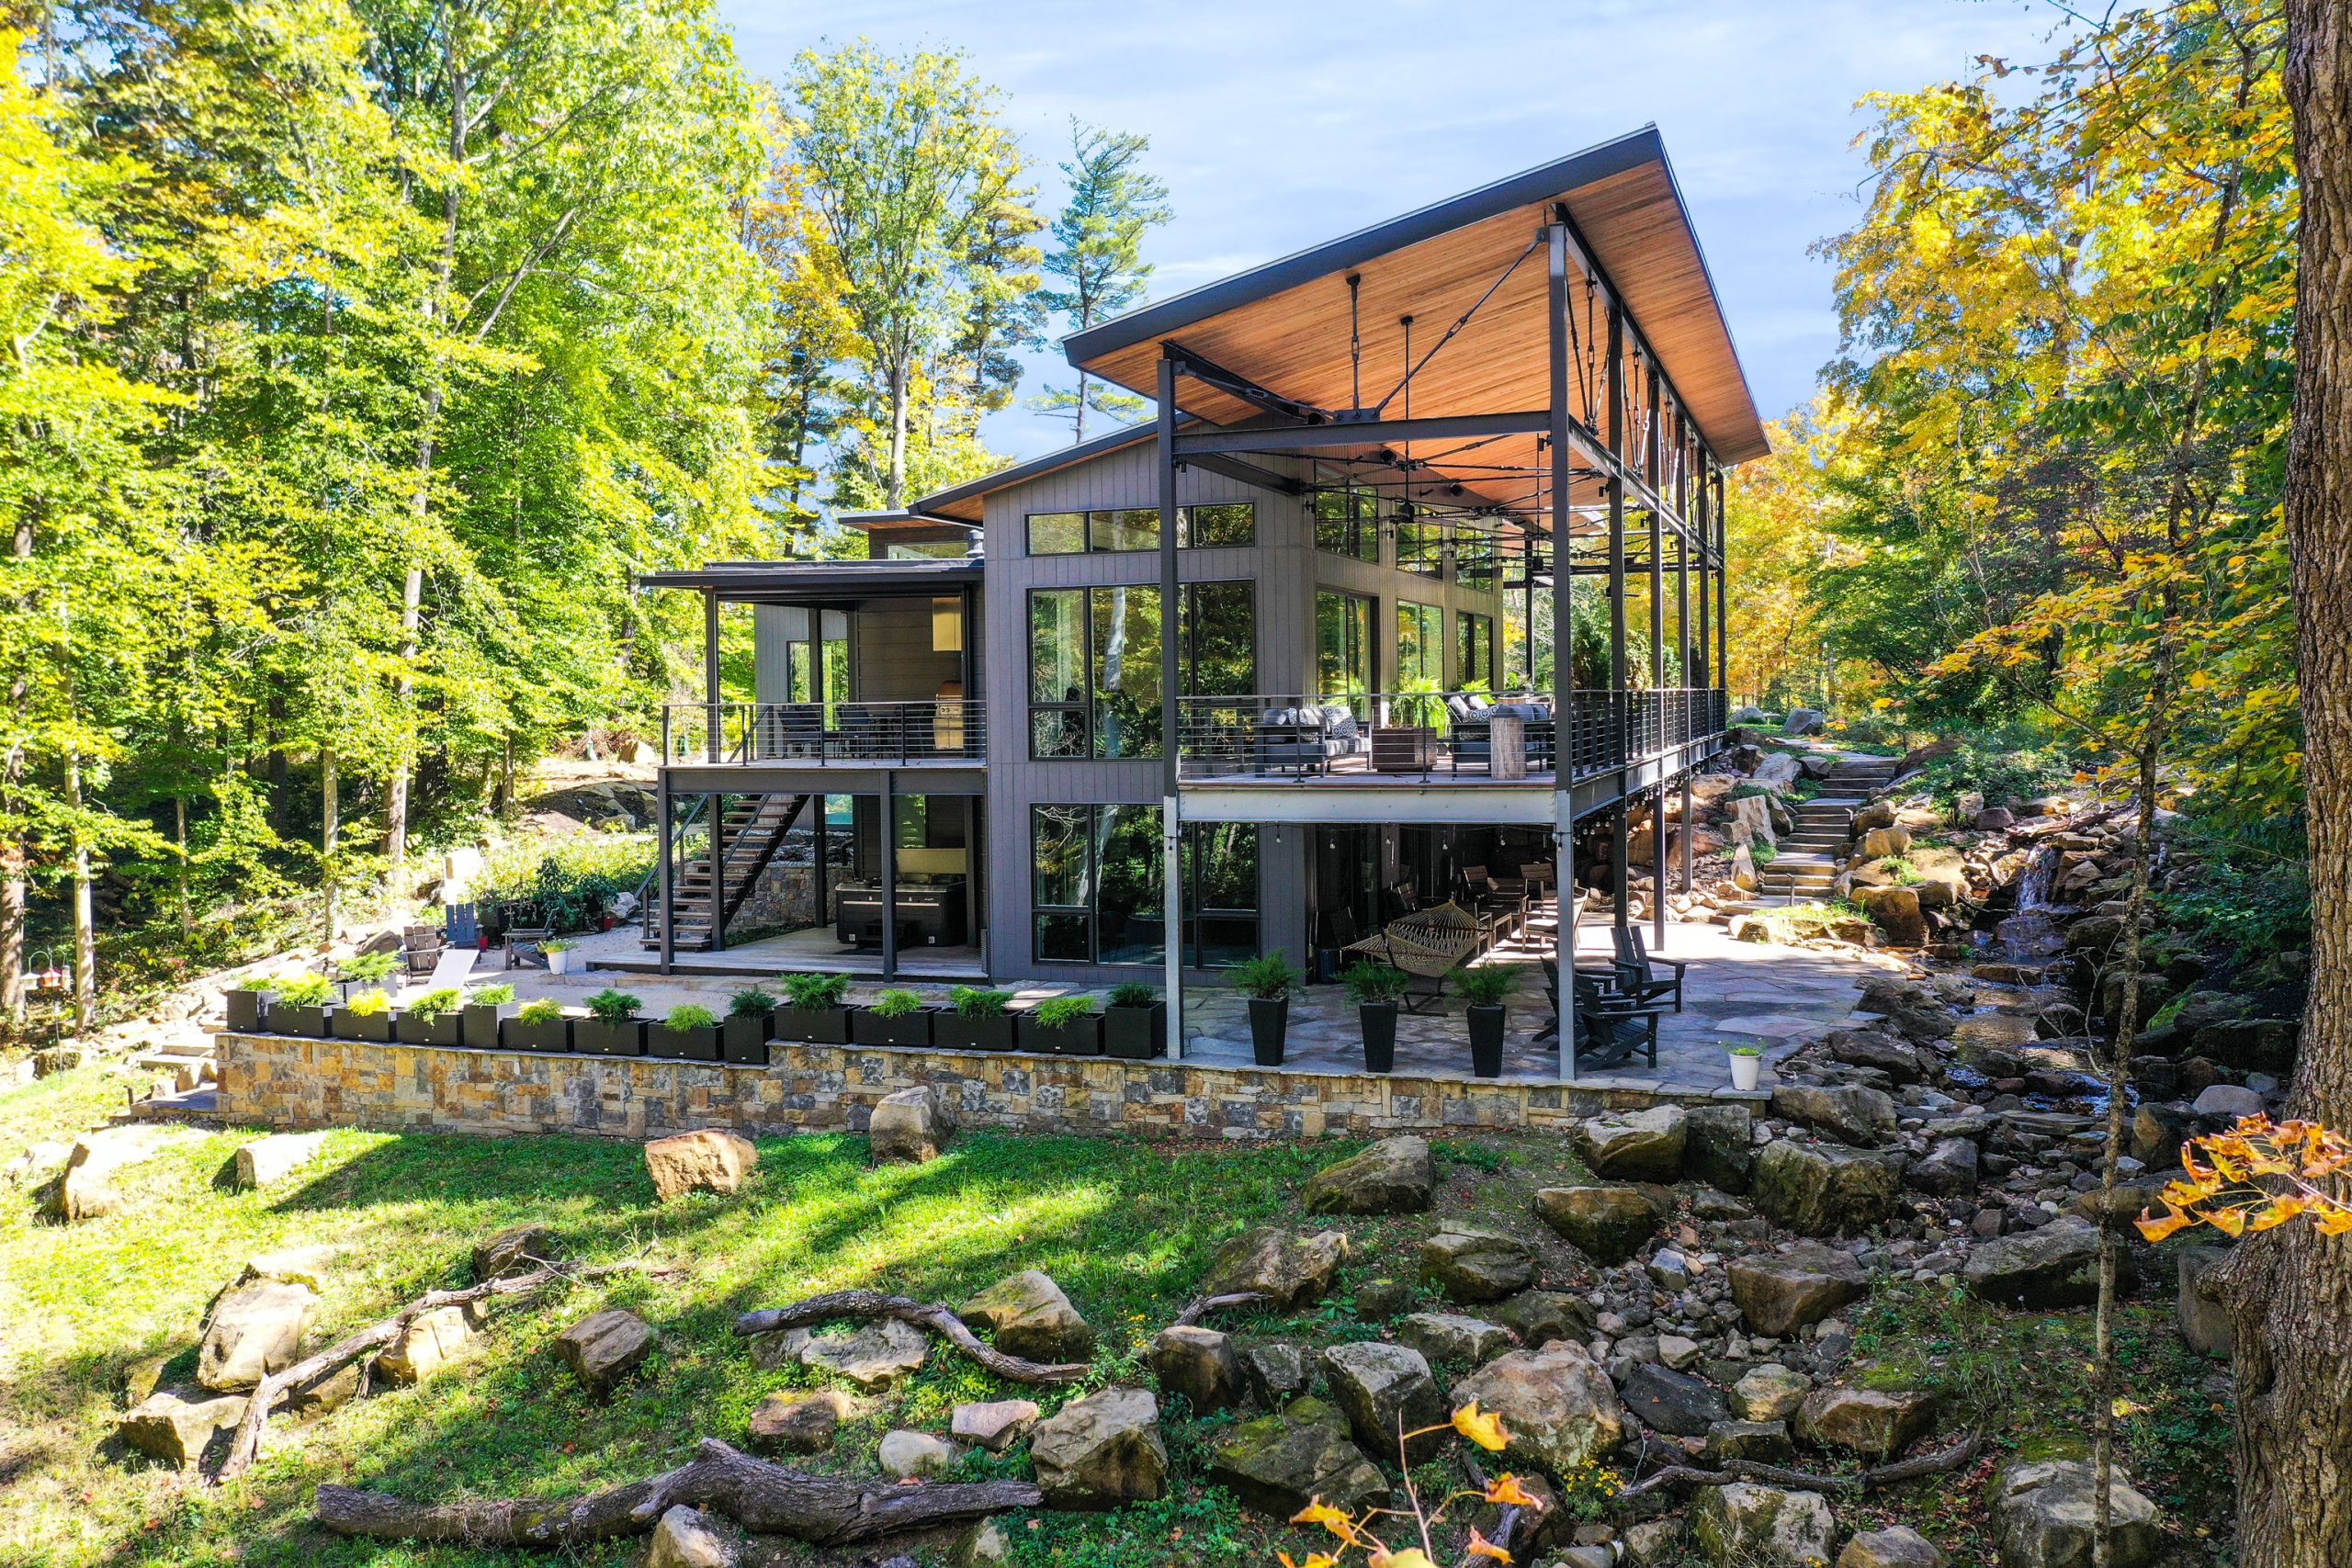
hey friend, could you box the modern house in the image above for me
[633,125,1765,1074]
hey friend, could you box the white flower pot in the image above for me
[547,949,571,976]
[1728,1051,1762,1091]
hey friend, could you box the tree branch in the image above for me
[732,1291,1091,1384]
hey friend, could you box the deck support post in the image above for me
[1646,369,1668,955]
[1159,353,1185,1061]
[1605,302,1631,937]
[703,590,722,763]
[1713,468,1728,702]
[880,777,898,983]
[657,784,674,974]
[1546,221,1577,1086]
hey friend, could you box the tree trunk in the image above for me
[322,745,339,945]
[2223,6,2352,1565]
[0,836,23,1030]
[887,358,909,507]
[62,747,94,1032]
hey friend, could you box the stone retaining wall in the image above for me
[213,1033,1752,1142]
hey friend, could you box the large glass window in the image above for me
[1317,591,1374,699]
[1029,806,1258,966]
[1396,511,1444,577]
[1028,583,1254,758]
[1025,503,1257,555]
[1458,611,1495,690]
[1397,602,1442,684]
[1453,529,1498,591]
[1313,484,1383,562]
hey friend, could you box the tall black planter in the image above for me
[1466,1004,1507,1078]
[721,1015,771,1065]
[649,1023,721,1062]
[1248,997,1289,1067]
[934,1012,1014,1053]
[274,1004,330,1039]
[505,1016,571,1053]
[461,1001,515,1050]
[328,1007,391,1043]
[1103,1002,1165,1060]
[775,1005,849,1045]
[225,987,270,1032]
[1359,1001,1398,1074]
[396,1013,463,1048]
[573,1021,647,1057]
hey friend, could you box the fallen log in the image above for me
[1172,1291,1271,1327]
[1617,1432,1985,1501]
[316,1438,1041,1548]
[217,1258,676,1482]
[732,1290,1089,1384]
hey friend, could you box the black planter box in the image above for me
[573,1020,647,1057]
[774,1004,850,1045]
[721,1015,771,1065]
[851,1008,935,1049]
[328,1007,392,1043]
[461,1001,515,1050]
[225,988,270,1032]
[1103,1002,1165,1060]
[649,1023,722,1062]
[933,1011,1015,1053]
[1247,996,1289,1067]
[1466,1004,1507,1078]
[275,1003,331,1039]
[396,1013,463,1048]
[1018,1013,1103,1056]
[1359,1001,1399,1074]
[505,1016,572,1053]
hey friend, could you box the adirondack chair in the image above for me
[1612,925,1689,1012]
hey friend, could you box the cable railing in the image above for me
[1174,688,1726,782]
[661,700,985,766]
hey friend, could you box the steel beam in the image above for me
[1159,354,1186,1062]
[1174,409,1552,457]
[1177,451,1306,497]
[1166,339,1334,424]
[1547,220,1578,1086]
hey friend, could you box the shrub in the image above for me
[1106,982,1158,1010]
[1450,964,1521,1007]
[471,983,516,1006]
[782,972,852,1010]
[478,836,657,936]
[339,950,397,983]
[1228,951,1303,1001]
[583,988,641,1024]
[273,973,334,1008]
[870,988,923,1019]
[1341,962,1408,1006]
[1034,995,1093,1027]
[516,998,565,1024]
[1750,841,1780,867]
[950,986,1013,1018]
[729,986,777,1019]
[342,988,391,1017]
[665,1003,718,1031]
[406,987,462,1021]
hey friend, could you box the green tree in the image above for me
[1034,118,1171,442]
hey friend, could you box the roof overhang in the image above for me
[636,558,982,604]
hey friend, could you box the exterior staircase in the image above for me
[1753,753,1905,904]
[647,792,815,952]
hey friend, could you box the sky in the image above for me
[718,0,2065,466]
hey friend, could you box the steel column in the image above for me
[880,777,898,982]
[1714,468,1729,701]
[707,790,725,952]
[1645,369,1668,953]
[1605,305,1631,934]
[1680,771,1695,896]
[1546,221,1577,1085]
[703,591,722,762]
[1159,354,1185,1061]
[656,784,673,973]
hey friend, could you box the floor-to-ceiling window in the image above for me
[1030,806,1259,966]
[1313,483,1382,562]
[1396,601,1442,684]
[1028,583,1255,758]
[1317,591,1374,698]
[1457,611,1495,691]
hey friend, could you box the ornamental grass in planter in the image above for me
[270,974,335,1038]
[572,988,647,1056]
[1451,963,1521,1079]
[723,987,776,1065]
[1102,982,1164,1060]
[775,973,852,1044]
[1343,961,1408,1074]
[506,998,572,1053]
[328,986,393,1043]
[461,984,517,1049]
[395,987,465,1047]
[1230,953,1304,1067]
[1017,994,1102,1055]
[650,1003,721,1062]
[934,986,1014,1053]
[852,987,934,1049]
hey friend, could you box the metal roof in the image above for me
[635,558,982,601]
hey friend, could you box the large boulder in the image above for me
[952,1397,1041,1454]
[1838,1525,1950,1568]
[1394,1312,1511,1368]
[1451,1342,1625,1480]
[1572,1106,1688,1181]
[1752,1141,1904,1235]
[1795,1386,1935,1459]
[1620,1362,1729,1438]
[1728,1243,1869,1337]
[1148,1325,1246,1414]
[1322,1340,1446,1466]
[747,1390,849,1455]
[878,1429,959,1480]
[1532,1184,1666,1266]
[1030,1387,1167,1509]
[1207,1396,1390,1519]
[1238,1340,1317,1407]
[1301,1135,1435,1214]
[801,1317,931,1391]
[53,1128,166,1223]
[867,1085,955,1164]
[1493,1289,1598,1349]
[1821,1029,1933,1084]
[1905,1137,1981,1198]
[472,1223,559,1281]
[647,1506,741,1568]
[961,1270,1096,1362]
[1198,1227,1350,1312]
[1683,1103,1757,1193]
[1691,1482,1837,1566]
[1753,753,1806,786]
[1856,886,1928,946]
[1783,708,1826,737]
[230,1132,327,1190]
[376,1303,482,1384]
[1732,1364,1813,1423]
[643,1129,758,1201]
[198,1280,317,1392]
[1993,1459,2163,1568]
[1770,1084,1897,1147]
[2176,1245,2233,1359]
[118,1389,248,1468]
[1964,1218,2129,1310]
[1419,1221,1534,1303]
[554,1308,655,1395]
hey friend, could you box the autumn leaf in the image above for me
[1466,1527,1514,1562]
[1292,1501,1353,1537]
[1452,1401,1510,1451]
[1367,1550,1439,1568]
[1483,1473,1544,1509]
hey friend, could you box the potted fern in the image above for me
[329,986,393,1043]
[225,976,276,1032]
[574,988,647,1056]
[462,983,518,1049]
[935,986,1015,1053]
[1230,952,1303,1066]
[1451,964,1521,1079]
[723,986,776,1065]
[396,987,465,1048]
[1018,994,1102,1055]
[1102,982,1164,1060]
[334,948,399,1001]
[776,973,853,1044]
[650,1002,721,1062]
[853,987,934,1049]
[542,937,578,976]
[270,974,335,1038]
[507,998,572,1053]
[1343,961,1408,1074]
